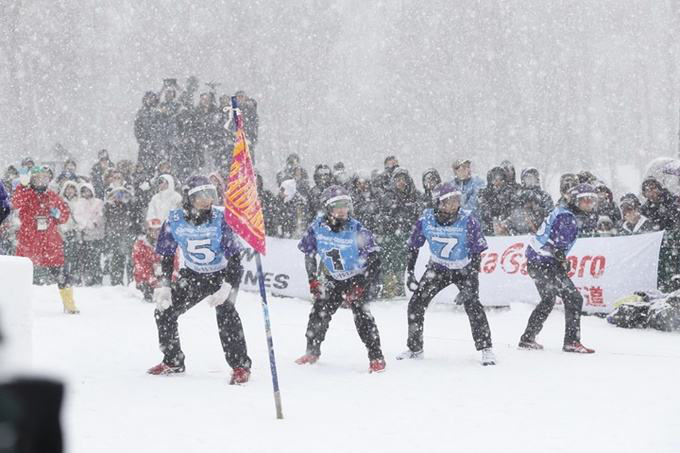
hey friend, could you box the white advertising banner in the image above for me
[240,232,664,314]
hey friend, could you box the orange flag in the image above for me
[224,97,266,255]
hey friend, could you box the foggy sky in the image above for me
[1,0,679,194]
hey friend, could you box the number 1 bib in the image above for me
[312,218,364,280]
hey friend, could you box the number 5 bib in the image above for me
[167,209,229,273]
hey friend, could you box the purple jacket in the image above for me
[0,183,9,225]
[526,207,578,266]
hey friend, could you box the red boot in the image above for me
[295,354,320,365]
[563,342,595,354]
[230,367,251,385]
[369,359,386,373]
[147,362,185,375]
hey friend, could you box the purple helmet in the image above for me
[432,181,462,203]
[183,175,218,209]
[321,185,352,213]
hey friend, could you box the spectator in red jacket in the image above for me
[11,166,79,314]
[132,218,164,302]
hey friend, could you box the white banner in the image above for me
[240,232,664,314]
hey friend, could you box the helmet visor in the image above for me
[325,194,352,210]
[188,184,218,205]
[328,199,352,210]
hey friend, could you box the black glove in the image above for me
[554,249,570,273]
[407,271,420,292]
[470,254,482,272]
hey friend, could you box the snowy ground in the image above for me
[29,285,680,453]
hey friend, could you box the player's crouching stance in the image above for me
[518,183,597,354]
[295,185,386,373]
[146,176,252,384]
[396,182,496,366]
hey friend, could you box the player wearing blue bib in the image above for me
[146,175,252,385]
[396,182,496,366]
[518,181,597,354]
[295,185,386,373]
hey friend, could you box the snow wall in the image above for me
[0,255,33,373]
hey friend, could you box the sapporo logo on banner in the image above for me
[481,241,606,279]
[479,240,608,309]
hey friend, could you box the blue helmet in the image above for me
[432,181,462,204]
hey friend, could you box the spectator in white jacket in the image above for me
[72,183,105,285]
[146,174,181,223]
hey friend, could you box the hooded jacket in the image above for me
[520,167,554,214]
[478,167,517,235]
[380,168,423,237]
[72,183,105,241]
[640,178,680,231]
[58,181,80,235]
[146,175,182,222]
[594,184,621,225]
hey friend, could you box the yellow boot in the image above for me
[59,287,80,314]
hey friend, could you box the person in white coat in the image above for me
[72,183,105,285]
[146,174,182,223]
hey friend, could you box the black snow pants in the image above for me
[406,264,492,352]
[304,276,384,360]
[520,259,583,344]
[154,268,251,370]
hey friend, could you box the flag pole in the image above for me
[254,253,284,419]
[224,95,282,419]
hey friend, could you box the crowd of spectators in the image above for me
[1,78,679,298]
